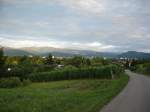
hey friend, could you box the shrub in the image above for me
[134,63,150,75]
[63,65,77,70]
[5,66,34,80]
[29,65,124,82]
[0,77,21,88]
[22,79,31,86]
[33,65,55,73]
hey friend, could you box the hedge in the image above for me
[134,63,150,75]
[29,65,124,82]
[0,77,22,88]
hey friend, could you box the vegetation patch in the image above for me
[130,60,150,76]
[0,77,31,88]
[0,74,129,112]
[29,65,124,82]
[0,77,21,88]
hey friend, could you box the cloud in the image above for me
[71,42,116,51]
[0,36,68,48]
[0,0,150,52]
[59,0,105,15]
[0,35,116,51]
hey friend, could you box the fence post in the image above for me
[111,69,114,79]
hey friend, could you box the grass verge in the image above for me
[0,74,129,112]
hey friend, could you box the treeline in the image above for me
[0,50,112,79]
[1,56,114,80]
[0,48,124,88]
[130,59,150,75]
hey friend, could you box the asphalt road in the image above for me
[100,70,150,112]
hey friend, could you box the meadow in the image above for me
[0,75,128,112]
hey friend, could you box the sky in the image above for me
[0,0,150,52]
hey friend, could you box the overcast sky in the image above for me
[0,0,150,52]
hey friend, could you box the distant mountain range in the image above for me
[3,47,119,58]
[3,47,33,56]
[118,51,150,59]
[2,47,150,59]
[19,47,119,57]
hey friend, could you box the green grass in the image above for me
[0,74,129,112]
[141,73,150,76]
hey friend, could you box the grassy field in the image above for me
[0,74,128,112]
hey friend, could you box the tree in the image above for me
[85,58,91,66]
[19,56,32,66]
[0,47,5,77]
[0,47,5,68]
[45,53,54,65]
[31,56,44,65]
[69,56,83,67]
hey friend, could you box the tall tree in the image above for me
[0,47,5,67]
[45,53,54,65]
[85,58,91,66]
[69,56,83,67]
[0,47,5,77]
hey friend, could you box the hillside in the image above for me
[20,47,118,57]
[3,47,150,59]
[118,51,150,59]
[3,47,33,56]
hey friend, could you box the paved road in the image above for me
[100,70,150,112]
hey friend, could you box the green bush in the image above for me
[22,79,31,86]
[134,63,150,75]
[63,65,77,70]
[29,65,124,82]
[0,77,21,88]
[5,66,33,80]
[4,65,55,80]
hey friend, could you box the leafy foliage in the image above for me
[22,79,31,86]
[2,55,124,82]
[129,59,150,76]
[134,63,150,75]
[44,53,54,65]
[29,65,124,82]
[0,48,6,78]
[0,48,5,67]
[0,77,21,88]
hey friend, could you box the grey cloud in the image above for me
[0,0,150,52]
